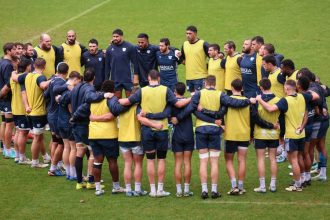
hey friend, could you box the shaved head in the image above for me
[66,30,76,45]
[39,33,52,51]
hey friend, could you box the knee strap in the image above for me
[146,152,156,160]
[199,152,209,159]
[156,150,167,159]
[93,162,102,169]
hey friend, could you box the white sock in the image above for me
[259,177,265,188]
[150,184,156,194]
[50,164,57,172]
[176,184,182,194]
[270,177,276,188]
[211,184,217,192]
[113,182,120,189]
[65,165,70,176]
[158,182,164,192]
[184,183,190,193]
[295,179,301,187]
[126,183,132,192]
[201,183,208,192]
[300,172,306,182]
[19,153,25,161]
[305,172,311,181]
[15,150,19,158]
[32,159,39,165]
[135,182,141,192]
[231,178,237,188]
[320,167,327,177]
[238,180,244,190]
[57,161,63,168]
[70,166,76,177]
[43,153,50,159]
[95,182,101,191]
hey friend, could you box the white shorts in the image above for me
[120,145,144,155]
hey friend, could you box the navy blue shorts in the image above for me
[13,115,31,130]
[225,140,249,153]
[305,124,313,142]
[254,139,279,149]
[89,139,119,159]
[318,120,329,139]
[0,101,12,113]
[141,126,168,152]
[162,84,175,92]
[73,124,89,145]
[28,115,48,129]
[171,138,194,153]
[284,138,305,152]
[47,115,59,135]
[115,82,133,92]
[118,141,141,148]
[195,132,221,150]
[58,126,74,141]
[186,79,204,92]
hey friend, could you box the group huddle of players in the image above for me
[0,25,328,199]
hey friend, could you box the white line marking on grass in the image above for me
[202,200,330,206]
[25,0,111,43]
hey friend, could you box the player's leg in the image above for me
[121,146,134,195]
[4,113,14,158]
[237,145,248,194]
[132,146,146,196]
[183,149,193,197]
[268,146,278,192]
[225,141,239,195]
[174,151,183,197]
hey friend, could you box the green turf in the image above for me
[1,0,330,219]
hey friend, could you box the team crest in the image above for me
[168,56,172,59]
[122,48,126,52]
[111,48,114,51]
[250,57,255,61]
[87,58,90,62]
[147,50,150,54]
[99,57,102,61]
[67,50,70,52]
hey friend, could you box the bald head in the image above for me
[67,30,76,45]
[39,33,52,51]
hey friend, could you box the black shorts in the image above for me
[225,140,249,153]
[171,138,194,153]
[118,141,141,148]
[318,120,329,139]
[28,115,48,129]
[186,79,204,92]
[47,114,59,135]
[58,126,74,141]
[254,139,279,149]
[73,124,89,145]
[284,138,305,152]
[195,132,221,150]
[13,115,31,130]
[89,139,119,159]
[0,100,12,113]
[141,126,168,152]
[115,82,133,92]
[305,124,313,142]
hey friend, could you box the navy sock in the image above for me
[75,157,83,183]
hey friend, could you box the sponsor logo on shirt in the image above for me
[99,57,102,61]
[168,56,172,59]
[147,50,150,54]
[122,48,126,52]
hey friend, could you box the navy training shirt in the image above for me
[0,58,13,102]
[240,53,258,98]
[134,44,159,85]
[105,41,135,83]
[156,50,179,87]
[82,50,105,90]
